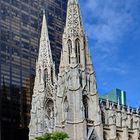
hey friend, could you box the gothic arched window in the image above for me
[44,69,47,88]
[51,67,54,85]
[101,110,105,124]
[103,132,109,140]
[88,75,91,92]
[116,133,121,140]
[68,39,72,64]
[128,135,133,140]
[44,99,54,130]
[75,39,80,63]
[83,95,88,119]
[45,99,54,119]
[39,69,41,82]
[64,97,69,112]
[130,118,133,129]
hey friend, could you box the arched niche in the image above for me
[103,131,110,140]
[64,96,69,112]
[44,68,48,87]
[130,118,133,129]
[128,135,133,140]
[51,67,54,85]
[75,38,80,63]
[39,68,41,82]
[83,95,89,119]
[44,99,54,119]
[67,39,72,64]
[116,133,122,140]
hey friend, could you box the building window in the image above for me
[128,135,133,140]
[51,67,54,85]
[75,39,80,63]
[45,99,54,119]
[83,95,88,119]
[103,132,109,140]
[130,118,133,129]
[44,69,47,87]
[116,133,121,140]
[68,39,72,64]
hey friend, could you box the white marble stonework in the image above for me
[29,0,140,139]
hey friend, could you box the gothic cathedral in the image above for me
[29,0,140,140]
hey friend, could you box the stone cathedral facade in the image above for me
[29,0,140,140]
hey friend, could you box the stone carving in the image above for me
[122,108,128,127]
[29,12,56,140]
[108,105,116,125]
[133,114,139,129]
[29,0,140,140]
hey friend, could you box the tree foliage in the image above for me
[35,131,69,140]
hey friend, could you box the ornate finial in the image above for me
[117,97,120,111]
[127,104,130,114]
[109,103,112,110]
[131,108,134,114]
[122,106,125,113]
[136,106,139,114]
[106,98,109,109]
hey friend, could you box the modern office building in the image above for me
[0,0,67,139]
[100,88,127,105]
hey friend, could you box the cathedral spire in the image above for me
[59,0,85,70]
[38,11,53,65]
[65,0,83,34]
[35,11,54,87]
[29,12,56,139]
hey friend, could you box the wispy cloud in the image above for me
[80,0,139,75]
[81,0,136,49]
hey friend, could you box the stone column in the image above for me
[116,110,122,127]
[122,107,128,140]
[132,113,139,139]
[133,129,139,140]
[94,123,104,140]
[108,106,116,140]
[122,127,128,140]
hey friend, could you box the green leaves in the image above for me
[35,131,69,140]
[51,131,69,140]
[35,133,52,140]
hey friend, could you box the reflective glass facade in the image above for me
[100,88,127,105]
[0,0,67,139]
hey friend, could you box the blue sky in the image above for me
[80,0,140,107]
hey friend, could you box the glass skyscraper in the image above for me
[0,0,67,139]
[100,88,127,105]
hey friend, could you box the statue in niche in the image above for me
[108,105,116,125]
[122,108,128,127]
[97,106,102,123]
[133,115,139,129]
[45,100,54,132]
